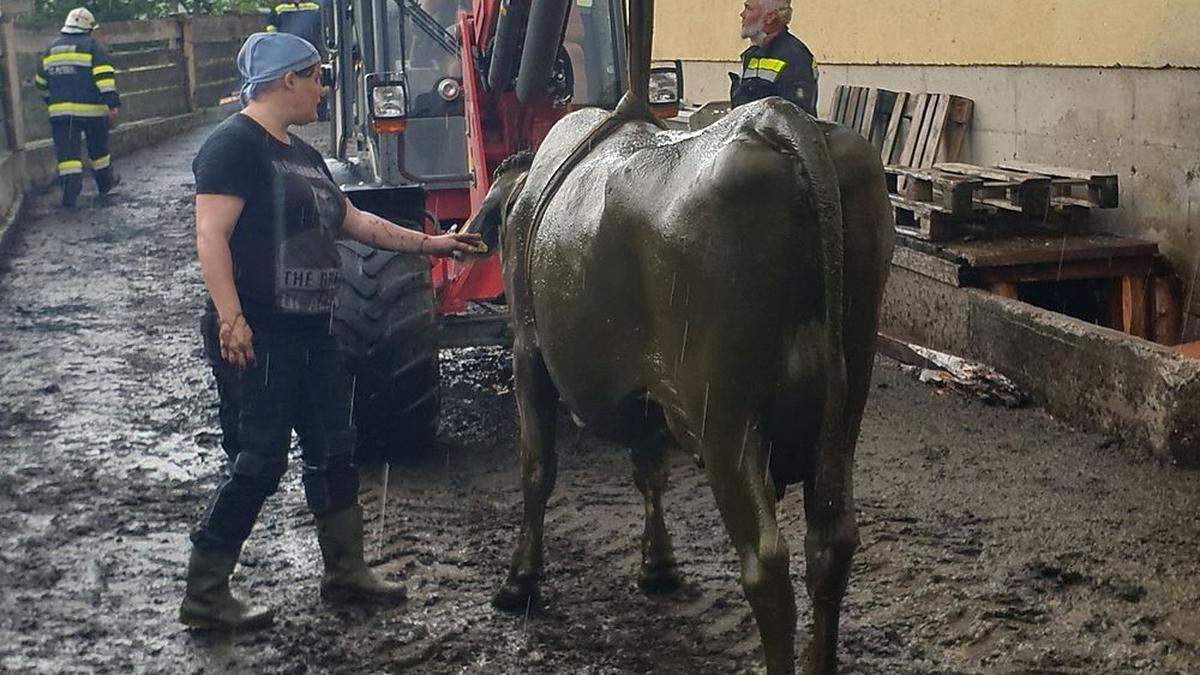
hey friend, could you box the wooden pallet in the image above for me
[829,85,898,148]
[996,160,1120,209]
[883,161,1119,240]
[935,163,1053,220]
[827,86,973,172]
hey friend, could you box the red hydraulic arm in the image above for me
[430,0,571,314]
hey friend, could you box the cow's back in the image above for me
[510,101,846,455]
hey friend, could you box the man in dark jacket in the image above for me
[730,0,819,116]
[35,7,121,207]
[265,0,328,118]
[266,0,327,57]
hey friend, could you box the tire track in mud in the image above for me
[0,120,1199,674]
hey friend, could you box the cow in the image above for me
[462,93,894,674]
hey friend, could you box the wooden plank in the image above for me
[890,192,958,241]
[938,95,973,163]
[941,235,1159,268]
[996,160,1116,182]
[1122,275,1152,339]
[881,92,907,164]
[847,87,863,130]
[97,19,180,48]
[897,93,929,168]
[936,162,1049,183]
[855,87,869,131]
[178,17,197,112]
[911,93,940,168]
[876,333,941,369]
[860,87,879,138]
[192,14,265,43]
[990,282,1020,299]
[870,90,898,147]
[975,257,1157,286]
[1,20,26,150]
[1155,276,1182,346]
[919,93,951,169]
[895,93,930,192]
[830,85,846,123]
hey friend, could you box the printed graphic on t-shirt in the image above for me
[272,158,344,315]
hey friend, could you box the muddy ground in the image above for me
[1,118,1199,674]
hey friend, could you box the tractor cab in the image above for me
[326,0,678,461]
[332,0,630,213]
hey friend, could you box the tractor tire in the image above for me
[333,240,440,464]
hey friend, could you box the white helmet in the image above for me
[63,8,97,33]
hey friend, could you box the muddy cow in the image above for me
[464,96,894,674]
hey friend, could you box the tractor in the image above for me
[323,0,683,461]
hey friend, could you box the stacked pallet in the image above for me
[827,85,973,170]
[883,161,1120,240]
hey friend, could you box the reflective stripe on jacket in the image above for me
[35,32,120,116]
[266,0,326,56]
[731,30,818,116]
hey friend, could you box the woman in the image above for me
[180,32,481,631]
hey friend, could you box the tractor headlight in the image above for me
[371,83,407,118]
[437,77,462,102]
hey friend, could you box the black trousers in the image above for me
[50,116,114,204]
[193,312,360,555]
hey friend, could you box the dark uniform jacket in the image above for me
[34,32,120,118]
[267,0,327,57]
[730,29,818,115]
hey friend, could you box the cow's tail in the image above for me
[758,102,848,489]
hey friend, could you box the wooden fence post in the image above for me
[0,18,26,150]
[177,15,197,112]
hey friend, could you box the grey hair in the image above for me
[763,0,792,25]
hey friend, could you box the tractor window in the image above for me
[566,0,623,109]
[401,0,468,117]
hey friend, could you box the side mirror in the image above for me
[320,63,335,88]
[649,60,684,120]
[365,71,408,134]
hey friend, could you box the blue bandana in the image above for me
[237,32,320,104]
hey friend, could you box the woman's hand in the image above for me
[422,232,486,257]
[218,313,256,369]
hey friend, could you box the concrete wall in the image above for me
[654,0,1200,68]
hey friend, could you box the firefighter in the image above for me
[34,7,121,208]
[265,0,327,57]
[729,0,819,116]
[180,32,481,632]
[265,0,328,118]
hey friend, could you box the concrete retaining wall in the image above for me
[882,264,1200,467]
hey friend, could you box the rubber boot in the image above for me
[96,168,120,196]
[315,504,407,604]
[179,546,274,631]
[60,175,82,208]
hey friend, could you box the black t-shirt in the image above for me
[731,30,819,115]
[193,113,346,334]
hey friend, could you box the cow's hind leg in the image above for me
[631,429,681,593]
[493,345,559,612]
[701,426,796,674]
[800,455,858,675]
